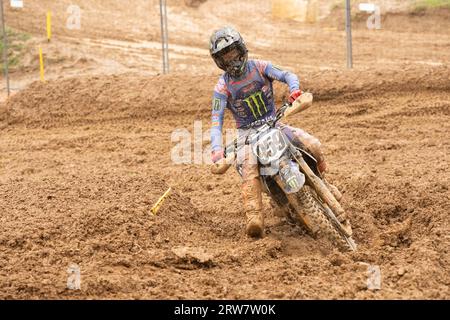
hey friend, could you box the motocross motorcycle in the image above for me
[211,93,357,252]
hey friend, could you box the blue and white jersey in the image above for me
[211,60,300,151]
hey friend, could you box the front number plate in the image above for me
[252,129,287,165]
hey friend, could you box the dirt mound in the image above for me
[2,65,449,128]
[1,73,216,128]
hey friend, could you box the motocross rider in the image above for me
[209,27,344,238]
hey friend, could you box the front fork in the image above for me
[292,150,353,237]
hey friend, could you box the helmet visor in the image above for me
[218,47,247,76]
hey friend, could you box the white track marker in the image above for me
[10,0,23,8]
[359,3,376,12]
[151,187,172,215]
[359,3,381,30]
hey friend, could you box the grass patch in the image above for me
[331,0,358,11]
[331,1,345,11]
[417,0,450,8]
[0,27,31,72]
[412,0,450,14]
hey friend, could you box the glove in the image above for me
[211,149,224,163]
[288,89,303,104]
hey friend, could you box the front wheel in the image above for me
[291,186,356,252]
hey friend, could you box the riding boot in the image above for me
[246,209,264,238]
[242,177,264,238]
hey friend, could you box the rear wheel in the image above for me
[290,186,355,251]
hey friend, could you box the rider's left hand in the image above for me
[288,89,303,104]
[211,149,224,163]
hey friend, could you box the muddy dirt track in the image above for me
[0,65,449,299]
[0,0,449,299]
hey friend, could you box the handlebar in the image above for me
[276,102,291,122]
[210,93,313,175]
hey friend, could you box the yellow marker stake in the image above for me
[39,46,45,82]
[151,187,172,215]
[46,11,52,42]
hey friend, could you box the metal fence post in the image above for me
[159,0,169,74]
[0,0,10,96]
[345,0,353,69]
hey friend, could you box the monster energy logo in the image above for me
[213,98,221,111]
[287,176,299,189]
[272,65,282,71]
[243,91,267,119]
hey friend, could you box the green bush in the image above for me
[414,0,450,9]
[0,27,30,71]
